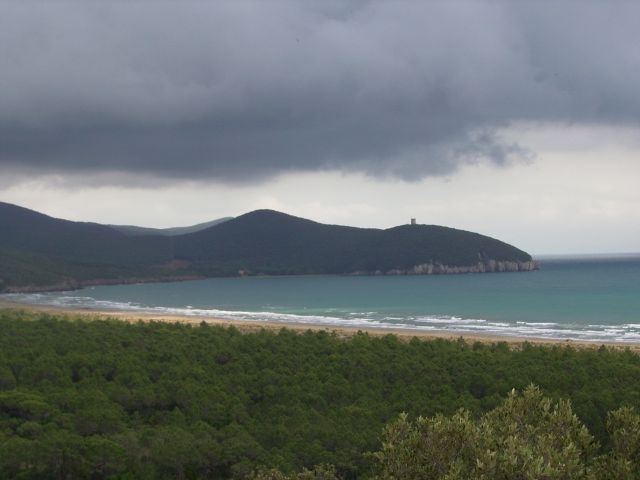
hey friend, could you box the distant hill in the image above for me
[0,202,171,265]
[0,202,537,292]
[0,202,188,292]
[174,210,536,276]
[110,217,232,236]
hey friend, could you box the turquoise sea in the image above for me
[5,255,640,342]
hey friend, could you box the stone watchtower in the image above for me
[410,218,416,225]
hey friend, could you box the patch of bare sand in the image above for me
[1,299,638,352]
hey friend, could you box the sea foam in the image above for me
[4,291,640,343]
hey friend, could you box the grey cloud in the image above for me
[1,1,639,183]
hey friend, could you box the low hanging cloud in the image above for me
[1,1,639,183]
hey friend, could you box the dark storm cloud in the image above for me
[1,1,639,182]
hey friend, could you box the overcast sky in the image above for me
[1,1,639,255]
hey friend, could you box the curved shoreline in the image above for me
[1,299,638,352]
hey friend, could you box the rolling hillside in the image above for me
[0,202,172,265]
[0,202,537,292]
[0,203,178,291]
[174,210,535,276]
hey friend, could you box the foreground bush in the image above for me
[373,386,640,480]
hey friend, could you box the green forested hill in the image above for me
[0,202,536,291]
[174,210,379,275]
[0,312,638,479]
[0,202,172,265]
[175,209,534,275]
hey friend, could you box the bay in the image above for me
[5,255,640,342]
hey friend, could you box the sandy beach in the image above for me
[2,298,639,352]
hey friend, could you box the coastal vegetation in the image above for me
[0,202,535,292]
[1,310,639,478]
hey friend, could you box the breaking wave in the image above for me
[4,292,640,343]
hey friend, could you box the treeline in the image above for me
[0,311,639,478]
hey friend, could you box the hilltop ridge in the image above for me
[110,217,233,236]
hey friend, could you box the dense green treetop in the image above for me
[0,311,638,479]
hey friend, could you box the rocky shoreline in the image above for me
[351,259,540,275]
